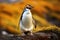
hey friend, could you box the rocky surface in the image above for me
[0,31,60,40]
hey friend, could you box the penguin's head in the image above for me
[26,4,33,9]
[20,4,33,21]
[23,4,33,14]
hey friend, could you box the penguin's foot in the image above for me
[21,31,34,36]
[30,32,33,36]
[28,31,33,36]
[24,31,33,36]
[21,33,26,36]
[24,31,30,34]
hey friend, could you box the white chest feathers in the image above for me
[20,8,34,31]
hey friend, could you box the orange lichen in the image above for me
[0,0,60,34]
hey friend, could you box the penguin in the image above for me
[20,4,36,35]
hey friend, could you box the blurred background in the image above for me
[0,0,60,34]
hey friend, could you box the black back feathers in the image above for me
[20,8,26,20]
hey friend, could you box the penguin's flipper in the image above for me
[32,18,37,28]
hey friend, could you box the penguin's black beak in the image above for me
[26,4,33,9]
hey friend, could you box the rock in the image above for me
[0,31,59,40]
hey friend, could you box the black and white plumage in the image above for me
[20,5,36,35]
